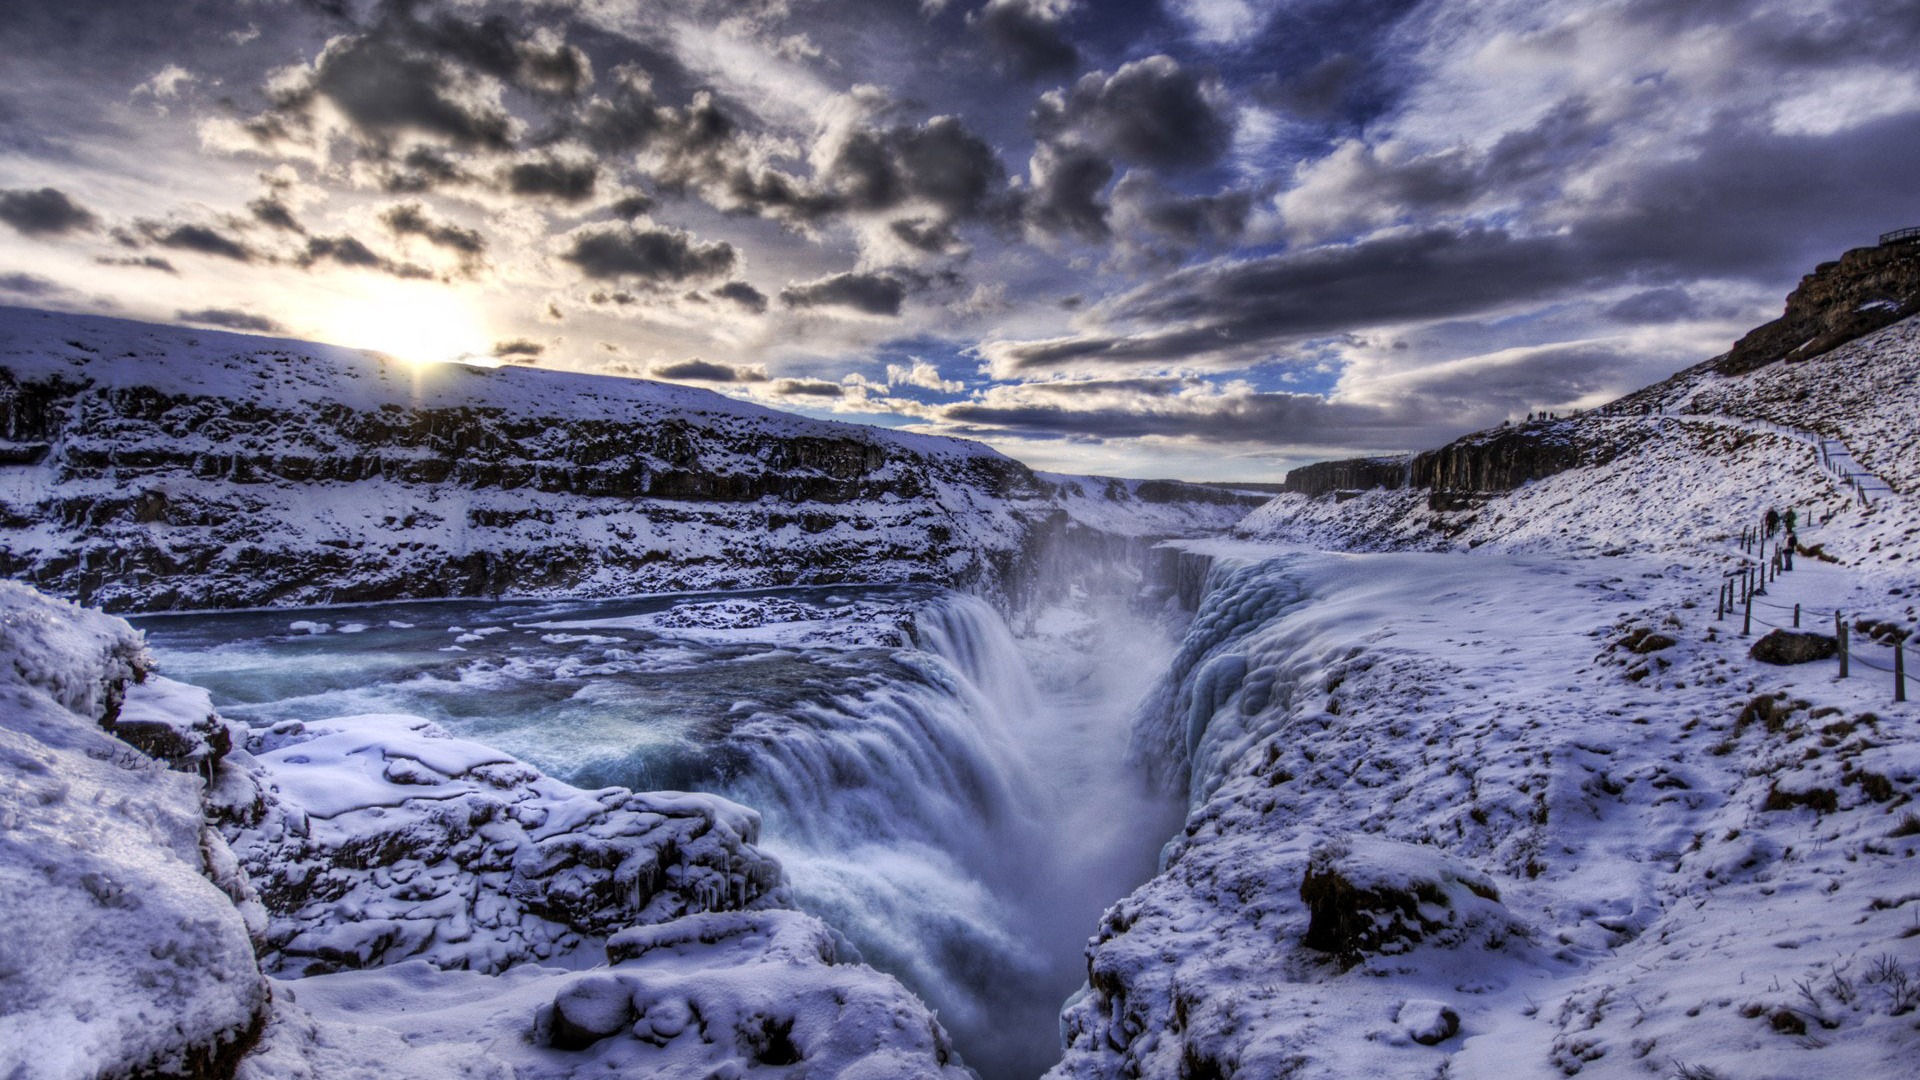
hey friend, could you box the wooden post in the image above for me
[1898,639,1908,704]
[1794,603,1801,628]
[1837,611,1849,678]
[1743,592,1752,637]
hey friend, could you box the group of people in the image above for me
[1765,505,1798,549]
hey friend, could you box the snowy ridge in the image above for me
[0,305,1255,614]
[1057,315,1920,1078]
[0,581,266,1080]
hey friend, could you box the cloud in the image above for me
[135,221,257,262]
[887,358,964,393]
[1023,141,1113,241]
[560,221,737,284]
[779,270,906,316]
[96,255,178,274]
[299,234,433,278]
[281,30,517,151]
[0,271,62,296]
[1033,56,1233,171]
[381,201,485,268]
[1604,287,1701,324]
[491,338,544,360]
[248,195,305,233]
[820,114,1003,221]
[176,307,285,333]
[0,187,98,235]
[771,377,846,398]
[713,280,769,312]
[504,155,599,202]
[649,358,769,382]
[969,0,1079,79]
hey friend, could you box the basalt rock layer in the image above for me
[0,306,1255,613]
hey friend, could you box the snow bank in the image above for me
[0,581,266,1079]
[225,712,785,975]
[1055,546,1920,1080]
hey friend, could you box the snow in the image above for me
[1053,322,1920,1079]
[0,581,265,1080]
[0,304,1253,614]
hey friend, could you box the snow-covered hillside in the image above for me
[1055,313,1920,1078]
[0,305,1255,613]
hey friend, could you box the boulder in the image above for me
[1749,629,1838,665]
[1300,836,1518,963]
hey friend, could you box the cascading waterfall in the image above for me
[136,583,1186,1080]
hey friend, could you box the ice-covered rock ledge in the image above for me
[221,712,787,975]
[0,581,266,1080]
[1,581,972,1080]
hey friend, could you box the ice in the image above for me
[0,582,266,1080]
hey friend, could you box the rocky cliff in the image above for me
[0,306,1256,613]
[1718,237,1920,375]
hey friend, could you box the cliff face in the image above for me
[1279,456,1410,497]
[0,307,1255,613]
[1718,239,1920,375]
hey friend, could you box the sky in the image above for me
[1,0,1917,481]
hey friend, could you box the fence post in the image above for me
[1794,603,1800,628]
[1898,639,1908,704]
[1837,611,1848,678]
[1743,592,1752,637]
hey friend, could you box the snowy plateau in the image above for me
[1,292,1918,1080]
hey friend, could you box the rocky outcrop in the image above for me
[1299,836,1518,965]
[0,307,1256,614]
[220,714,785,976]
[0,583,268,1080]
[1280,456,1411,497]
[1719,239,1920,375]
[1749,628,1839,665]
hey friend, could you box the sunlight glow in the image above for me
[312,283,495,367]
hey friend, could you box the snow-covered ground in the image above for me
[1053,319,1920,1079]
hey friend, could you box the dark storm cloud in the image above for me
[969,0,1079,80]
[134,221,257,262]
[248,196,305,233]
[1110,173,1250,264]
[772,377,845,398]
[96,255,179,274]
[281,31,516,151]
[1033,56,1232,171]
[1023,141,1113,241]
[609,191,655,218]
[177,307,285,333]
[504,156,599,202]
[381,202,485,258]
[491,338,544,359]
[988,227,1589,371]
[939,383,1392,445]
[1605,287,1702,324]
[0,187,97,235]
[823,116,1004,220]
[399,7,593,98]
[299,234,434,278]
[713,280,768,313]
[0,271,61,296]
[650,358,768,383]
[779,271,906,316]
[560,222,737,283]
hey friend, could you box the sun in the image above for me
[313,282,495,367]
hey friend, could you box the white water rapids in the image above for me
[137,583,1186,1080]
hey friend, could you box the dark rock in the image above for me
[1749,629,1838,665]
[1719,242,1920,375]
[1280,456,1412,497]
[545,976,637,1050]
[1299,836,1513,964]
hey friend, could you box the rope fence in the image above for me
[1712,511,1910,703]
